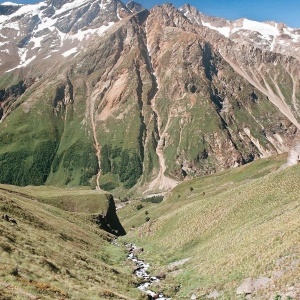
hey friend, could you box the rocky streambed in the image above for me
[126,243,171,300]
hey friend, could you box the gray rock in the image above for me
[207,290,221,299]
[236,278,255,295]
[236,277,272,295]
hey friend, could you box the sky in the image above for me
[1,0,300,28]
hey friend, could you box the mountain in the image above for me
[180,4,300,61]
[0,0,300,194]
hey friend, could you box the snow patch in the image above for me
[0,49,10,54]
[9,2,42,18]
[1,21,19,30]
[62,47,77,57]
[31,35,44,49]
[202,21,230,37]
[1,2,22,6]
[283,27,300,43]
[21,54,36,66]
[100,0,110,9]
[232,19,280,40]
[0,41,9,47]
[55,0,90,16]
[116,9,122,20]
[6,53,36,73]
[67,22,115,41]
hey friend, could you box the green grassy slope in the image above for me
[0,185,142,300]
[119,154,300,299]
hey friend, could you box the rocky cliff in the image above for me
[0,0,299,193]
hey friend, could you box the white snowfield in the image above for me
[201,18,297,41]
[0,0,118,71]
[0,2,22,6]
[202,21,231,37]
[231,19,280,39]
[182,6,300,55]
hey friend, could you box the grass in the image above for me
[14,185,111,214]
[119,154,300,299]
[0,184,143,300]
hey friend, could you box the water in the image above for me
[126,243,172,300]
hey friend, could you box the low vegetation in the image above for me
[119,154,300,299]
[0,184,142,300]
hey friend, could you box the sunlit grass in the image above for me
[119,154,300,299]
[0,185,141,300]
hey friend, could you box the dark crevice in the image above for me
[202,43,218,81]
[66,76,74,104]
[210,90,224,112]
[135,63,146,164]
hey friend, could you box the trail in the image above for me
[86,83,101,190]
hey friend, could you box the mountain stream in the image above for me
[126,243,171,300]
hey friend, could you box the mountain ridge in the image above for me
[0,0,300,194]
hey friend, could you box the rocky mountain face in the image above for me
[180,4,300,61]
[0,0,300,193]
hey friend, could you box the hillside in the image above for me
[0,185,139,300]
[119,154,300,299]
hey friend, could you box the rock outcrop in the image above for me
[93,195,126,236]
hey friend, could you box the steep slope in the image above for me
[0,1,300,193]
[119,154,300,299]
[0,184,138,300]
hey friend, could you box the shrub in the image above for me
[99,182,118,191]
[141,195,164,203]
[136,204,143,210]
[145,217,150,222]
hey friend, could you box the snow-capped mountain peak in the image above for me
[180,4,300,60]
[0,0,134,73]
